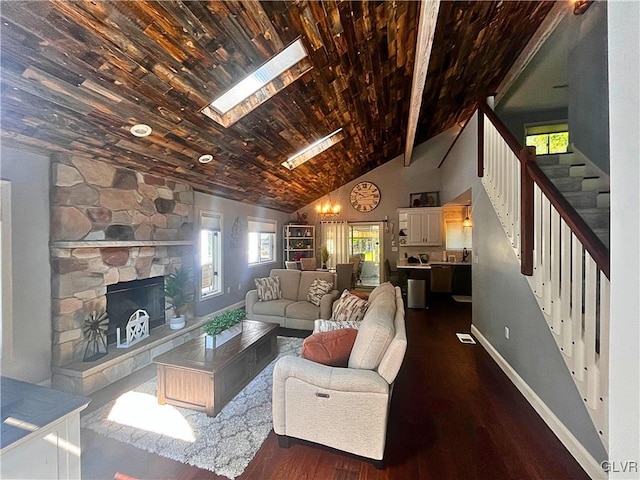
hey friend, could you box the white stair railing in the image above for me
[479,105,610,451]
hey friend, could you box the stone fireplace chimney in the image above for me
[49,155,194,373]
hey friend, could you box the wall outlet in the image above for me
[226,286,231,294]
[474,255,479,264]
[238,283,242,290]
[504,326,510,339]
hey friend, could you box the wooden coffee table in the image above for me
[153,320,278,417]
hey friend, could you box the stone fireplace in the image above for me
[49,154,197,394]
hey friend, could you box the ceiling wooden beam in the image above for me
[403,0,440,167]
[495,1,568,106]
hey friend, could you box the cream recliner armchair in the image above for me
[272,283,406,467]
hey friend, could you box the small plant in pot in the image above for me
[320,245,331,269]
[164,265,194,330]
[203,308,246,349]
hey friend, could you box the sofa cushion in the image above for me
[285,301,321,321]
[301,329,358,367]
[332,290,370,322]
[307,278,334,306]
[348,292,396,370]
[252,298,294,316]
[367,281,395,303]
[270,269,301,300]
[297,271,336,301]
[255,276,282,301]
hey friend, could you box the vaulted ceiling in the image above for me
[0,1,554,212]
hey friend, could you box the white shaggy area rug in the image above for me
[81,336,303,480]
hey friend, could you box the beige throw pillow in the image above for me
[331,289,370,322]
[254,276,282,301]
[306,278,334,306]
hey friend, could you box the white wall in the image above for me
[608,1,640,475]
[1,147,52,385]
[295,127,459,266]
[193,192,290,317]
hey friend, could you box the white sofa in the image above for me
[245,269,339,330]
[272,282,406,466]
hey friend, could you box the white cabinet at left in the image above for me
[398,207,442,246]
[1,377,90,480]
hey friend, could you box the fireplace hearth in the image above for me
[106,277,165,345]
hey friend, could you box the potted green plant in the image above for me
[164,265,194,330]
[203,308,246,349]
[320,245,331,269]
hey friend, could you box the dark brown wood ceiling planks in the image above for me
[0,1,554,212]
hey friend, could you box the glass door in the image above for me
[349,222,382,287]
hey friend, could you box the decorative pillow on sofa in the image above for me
[313,319,362,334]
[301,328,359,367]
[254,276,282,301]
[306,278,334,306]
[331,289,370,322]
[349,289,369,300]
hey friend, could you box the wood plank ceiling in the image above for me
[0,1,554,212]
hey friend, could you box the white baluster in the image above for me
[550,208,562,333]
[571,234,585,382]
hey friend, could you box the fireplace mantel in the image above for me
[51,240,193,249]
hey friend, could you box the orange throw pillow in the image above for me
[349,289,369,300]
[301,328,359,367]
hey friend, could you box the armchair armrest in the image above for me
[273,355,388,394]
[245,289,258,319]
[319,289,339,320]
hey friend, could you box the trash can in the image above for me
[407,279,426,309]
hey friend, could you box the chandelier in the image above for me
[315,199,341,216]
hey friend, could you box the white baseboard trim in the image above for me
[470,324,604,480]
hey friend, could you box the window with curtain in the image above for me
[248,217,277,266]
[321,221,350,268]
[200,211,222,299]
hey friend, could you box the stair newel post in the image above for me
[520,146,536,276]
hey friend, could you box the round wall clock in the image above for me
[350,181,381,213]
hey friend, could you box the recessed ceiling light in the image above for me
[130,124,152,137]
[198,154,213,164]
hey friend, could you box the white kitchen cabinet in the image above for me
[398,207,442,246]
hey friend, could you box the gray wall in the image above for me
[568,2,609,174]
[439,113,607,462]
[193,192,290,317]
[1,147,52,385]
[496,3,609,175]
[608,1,640,471]
[295,128,460,267]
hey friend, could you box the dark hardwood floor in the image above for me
[82,296,588,480]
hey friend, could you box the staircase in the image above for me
[537,152,610,249]
[478,103,610,455]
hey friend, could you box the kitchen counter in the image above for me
[397,263,431,269]
[397,262,472,269]
[397,262,472,298]
[429,262,471,266]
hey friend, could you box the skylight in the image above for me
[202,39,312,127]
[282,128,345,170]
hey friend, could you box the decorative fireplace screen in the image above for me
[106,276,165,345]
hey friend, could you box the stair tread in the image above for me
[564,190,598,197]
[576,207,610,214]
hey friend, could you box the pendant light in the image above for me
[462,205,473,228]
